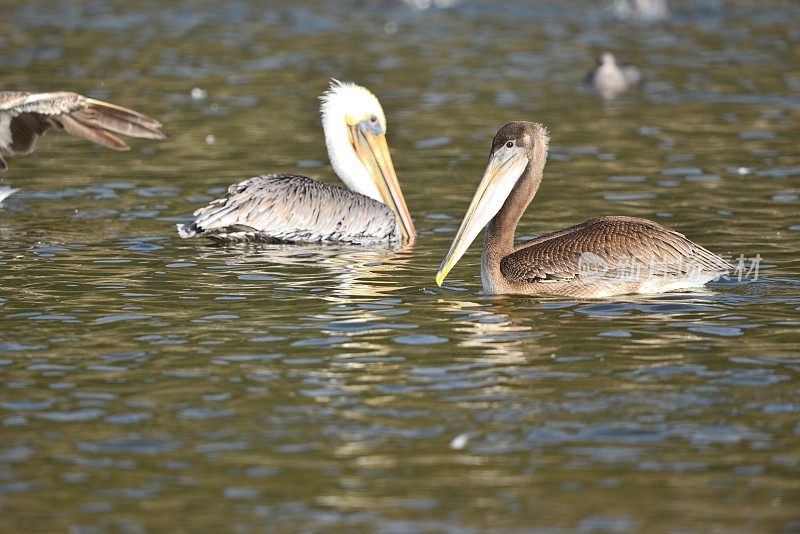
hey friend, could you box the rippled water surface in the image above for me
[2,0,800,531]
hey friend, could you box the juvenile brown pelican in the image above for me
[0,91,166,171]
[178,81,415,245]
[585,52,643,99]
[435,122,731,298]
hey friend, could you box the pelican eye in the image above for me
[370,115,378,124]
[506,141,514,148]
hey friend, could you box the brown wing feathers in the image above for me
[58,113,130,151]
[54,97,166,151]
[8,113,53,154]
[501,216,731,283]
[0,91,165,168]
[77,98,166,141]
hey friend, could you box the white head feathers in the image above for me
[320,79,387,133]
[319,80,388,201]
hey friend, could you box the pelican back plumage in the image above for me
[495,216,732,297]
[177,174,400,245]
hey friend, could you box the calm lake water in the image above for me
[2,0,800,531]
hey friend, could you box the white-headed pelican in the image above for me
[178,80,415,246]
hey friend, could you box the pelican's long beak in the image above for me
[351,125,416,243]
[435,149,528,286]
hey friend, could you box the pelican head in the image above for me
[436,122,548,286]
[320,80,415,242]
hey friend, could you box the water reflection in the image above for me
[188,242,415,298]
[435,297,546,363]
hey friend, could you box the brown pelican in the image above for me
[435,122,731,298]
[178,81,415,246]
[585,52,643,99]
[0,91,166,171]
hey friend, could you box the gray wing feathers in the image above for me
[0,91,165,168]
[178,174,400,245]
[501,216,731,284]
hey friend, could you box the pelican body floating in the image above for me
[436,122,731,298]
[178,81,415,246]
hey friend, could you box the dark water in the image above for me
[2,0,800,531]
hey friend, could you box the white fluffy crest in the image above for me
[320,79,387,131]
[318,80,388,202]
